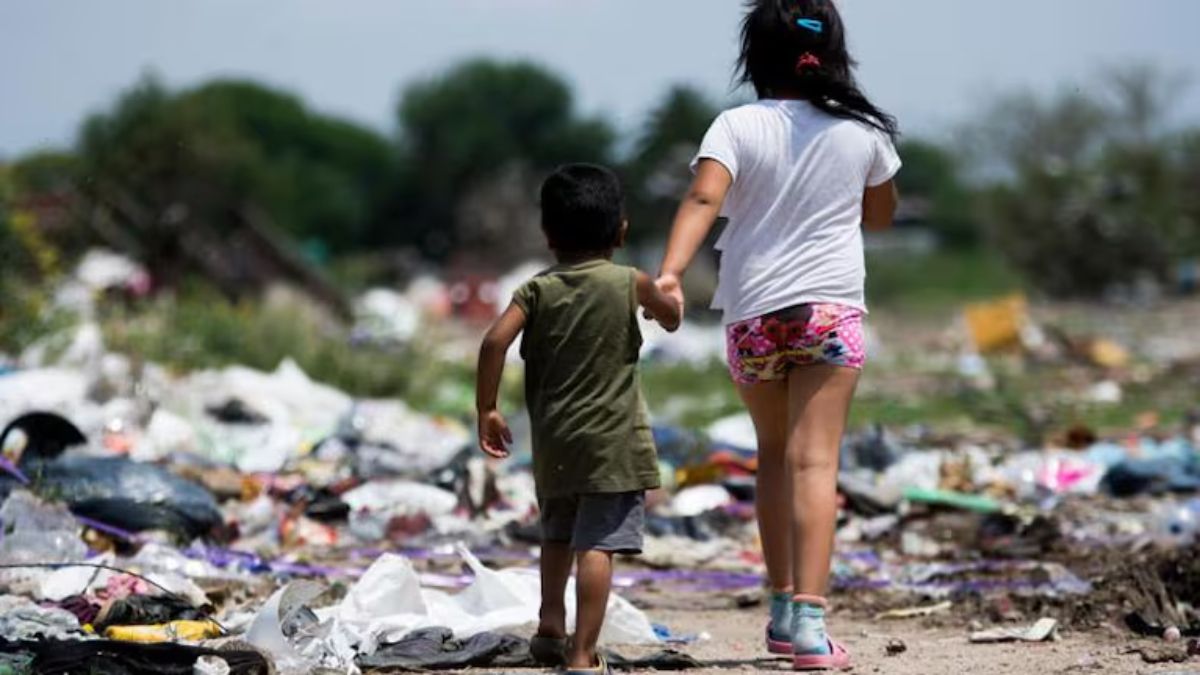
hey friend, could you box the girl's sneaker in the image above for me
[790,595,852,672]
[766,623,792,655]
[792,639,852,671]
[765,590,794,654]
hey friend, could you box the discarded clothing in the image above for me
[357,629,702,672]
[96,595,208,630]
[357,627,534,671]
[0,604,81,640]
[54,595,101,626]
[605,649,702,671]
[1102,459,1200,497]
[0,639,269,675]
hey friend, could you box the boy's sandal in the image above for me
[530,635,568,666]
[562,652,612,675]
[793,639,852,671]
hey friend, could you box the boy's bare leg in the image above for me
[566,549,613,669]
[538,542,573,639]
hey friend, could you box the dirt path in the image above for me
[447,608,1197,674]
[644,608,1193,674]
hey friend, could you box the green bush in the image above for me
[99,290,482,412]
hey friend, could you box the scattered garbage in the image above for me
[875,602,953,621]
[885,637,908,656]
[964,294,1028,354]
[1,414,223,540]
[1,256,1199,671]
[969,618,1059,643]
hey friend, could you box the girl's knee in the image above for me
[788,452,838,475]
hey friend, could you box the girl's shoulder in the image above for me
[715,100,779,122]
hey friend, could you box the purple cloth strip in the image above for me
[74,516,145,542]
[0,455,29,485]
[184,542,1089,598]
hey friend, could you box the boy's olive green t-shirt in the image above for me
[512,259,661,500]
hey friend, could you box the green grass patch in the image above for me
[866,248,1024,314]
[0,279,75,357]
[641,361,743,429]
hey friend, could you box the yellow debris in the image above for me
[964,294,1028,354]
[104,620,222,643]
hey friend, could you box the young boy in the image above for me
[476,164,682,674]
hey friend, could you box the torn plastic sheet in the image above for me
[247,546,660,674]
[330,545,659,647]
[165,359,351,473]
[247,580,359,675]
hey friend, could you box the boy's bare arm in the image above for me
[636,270,682,332]
[476,303,526,458]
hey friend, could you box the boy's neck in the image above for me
[554,249,614,265]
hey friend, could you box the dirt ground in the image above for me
[451,608,1199,674]
[642,608,1197,675]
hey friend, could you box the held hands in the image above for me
[642,274,686,327]
[656,274,685,313]
[478,409,512,459]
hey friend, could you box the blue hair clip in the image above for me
[796,18,824,34]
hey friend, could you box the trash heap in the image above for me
[0,254,1198,672]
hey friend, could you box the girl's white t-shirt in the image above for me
[692,99,901,324]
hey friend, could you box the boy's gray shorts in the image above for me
[539,491,645,554]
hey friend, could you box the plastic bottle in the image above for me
[1154,498,1200,545]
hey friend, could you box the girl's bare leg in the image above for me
[785,365,859,595]
[736,379,792,593]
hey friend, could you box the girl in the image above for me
[654,0,899,670]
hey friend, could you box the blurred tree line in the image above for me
[972,66,1200,297]
[1,59,1197,299]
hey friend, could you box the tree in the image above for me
[180,81,393,252]
[64,76,388,313]
[970,66,1199,297]
[894,140,980,248]
[0,164,17,273]
[385,60,616,265]
[77,77,391,258]
[623,86,719,244]
[76,76,253,286]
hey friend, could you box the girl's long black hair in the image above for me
[737,0,898,139]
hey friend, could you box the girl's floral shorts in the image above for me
[725,303,866,385]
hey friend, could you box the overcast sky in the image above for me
[2,0,1198,157]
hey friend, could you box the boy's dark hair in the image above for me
[540,164,625,252]
[738,0,898,139]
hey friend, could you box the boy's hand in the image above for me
[637,271,683,331]
[478,409,513,459]
[652,271,691,326]
[655,274,685,318]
